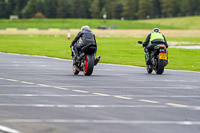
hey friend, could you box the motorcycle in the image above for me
[138,40,168,74]
[72,44,101,76]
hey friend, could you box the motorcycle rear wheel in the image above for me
[156,57,165,74]
[83,55,94,76]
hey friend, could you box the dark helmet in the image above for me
[152,28,160,33]
[81,25,91,31]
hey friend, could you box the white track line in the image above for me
[0,125,20,133]
[139,99,160,104]
[1,104,199,110]
[21,81,35,85]
[114,96,133,100]
[59,86,199,90]
[72,90,89,93]
[121,95,200,98]
[166,103,189,108]
[2,119,200,125]
[93,93,110,96]
[37,84,51,87]
[0,94,200,98]
[52,86,69,90]
[3,78,18,82]
[0,104,169,108]
[0,94,97,97]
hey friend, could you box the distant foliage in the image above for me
[0,0,200,19]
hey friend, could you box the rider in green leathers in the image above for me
[143,28,168,65]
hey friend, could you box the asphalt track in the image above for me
[0,52,200,133]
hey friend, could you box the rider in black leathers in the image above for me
[70,25,97,62]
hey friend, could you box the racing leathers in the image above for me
[143,32,168,65]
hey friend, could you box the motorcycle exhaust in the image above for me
[94,56,101,66]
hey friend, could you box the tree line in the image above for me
[0,0,200,19]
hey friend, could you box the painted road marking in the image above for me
[4,78,18,82]
[0,125,20,133]
[139,99,160,104]
[21,81,35,85]
[0,94,98,97]
[114,96,133,100]
[37,84,51,87]
[195,107,200,110]
[53,86,69,90]
[166,103,189,108]
[60,86,199,90]
[0,77,198,108]
[0,104,169,108]
[72,90,89,93]
[121,95,200,98]
[93,93,110,96]
[2,119,200,125]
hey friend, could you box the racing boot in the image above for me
[146,52,151,65]
[144,48,151,65]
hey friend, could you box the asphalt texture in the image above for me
[0,52,200,133]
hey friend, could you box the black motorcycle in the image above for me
[72,44,100,76]
[138,40,168,74]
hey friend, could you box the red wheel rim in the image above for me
[84,57,88,73]
[73,66,77,73]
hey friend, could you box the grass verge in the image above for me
[0,34,199,71]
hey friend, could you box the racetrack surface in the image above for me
[0,52,200,133]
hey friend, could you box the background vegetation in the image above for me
[0,16,200,29]
[0,0,200,19]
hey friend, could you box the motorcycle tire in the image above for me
[156,56,165,75]
[147,65,153,74]
[73,65,79,75]
[83,55,94,76]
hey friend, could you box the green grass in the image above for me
[139,16,200,30]
[0,35,200,71]
[0,16,200,29]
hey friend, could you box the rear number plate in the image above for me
[159,53,167,59]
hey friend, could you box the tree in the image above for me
[138,0,153,19]
[56,0,71,18]
[4,0,17,18]
[152,0,161,18]
[105,0,116,19]
[78,0,92,18]
[14,0,29,17]
[21,0,41,18]
[180,0,200,16]
[43,0,58,18]
[90,0,101,18]
[115,2,123,19]
[0,0,6,18]
[122,0,139,19]
[161,0,181,17]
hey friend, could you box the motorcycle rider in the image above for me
[143,28,168,65]
[70,25,97,64]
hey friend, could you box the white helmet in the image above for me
[81,25,91,31]
[152,28,160,33]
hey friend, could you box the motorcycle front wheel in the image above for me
[73,65,79,75]
[147,65,153,74]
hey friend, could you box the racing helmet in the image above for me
[152,28,160,33]
[81,25,91,31]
